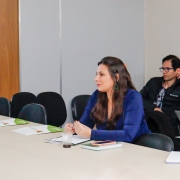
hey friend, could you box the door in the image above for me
[0,0,19,100]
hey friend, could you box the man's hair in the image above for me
[162,54,180,70]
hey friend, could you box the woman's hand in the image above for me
[74,121,91,138]
[64,123,75,134]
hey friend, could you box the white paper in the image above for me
[82,143,123,151]
[12,125,50,136]
[47,135,90,145]
[0,118,15,126]
[166,151,180,164]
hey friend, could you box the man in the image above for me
[140,55,180,149]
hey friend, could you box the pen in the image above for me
[70,124,74,128]
[46,136,62,141]
[29,127,42,132]
[70,124,76,135]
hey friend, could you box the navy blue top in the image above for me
[80,89,151,142]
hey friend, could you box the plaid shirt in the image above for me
[153,86,166,109]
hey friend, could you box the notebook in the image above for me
[81,142,122,151]
[165,151,180,164]
[12,125,63,136]
[45,135,90,145]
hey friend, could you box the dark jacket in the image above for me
[140,77,180,135]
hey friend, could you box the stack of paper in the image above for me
[12,125,63,136]
[166,151,180,164]
[82,142,122,151]
[45,135,90,145]
[0,118,29,127]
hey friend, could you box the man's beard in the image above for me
[164,76,176,82]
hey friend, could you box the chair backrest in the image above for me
[37,92,67,127]
[10,92,37,118]
[71,95,91,120]
[133,133,174,152]
[18,103,47,124]
[0,97,10,116]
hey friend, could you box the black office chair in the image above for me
[71,95,91,120]
[18,103,47,124]
[37,92,67,127]
[0,97,10,116]
[10,92,37,118]
[133,133,174,152]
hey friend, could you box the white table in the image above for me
[0,115,179,180]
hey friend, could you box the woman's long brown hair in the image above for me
[91,56,136,130]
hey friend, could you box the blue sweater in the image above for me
[80,89,150,142]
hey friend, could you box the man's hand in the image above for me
[154,107,163,112]
[74,121,91,138]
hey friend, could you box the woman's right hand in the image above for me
[64,123,75,134]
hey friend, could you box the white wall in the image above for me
[145,0,180,82]
[19,0,180,125]
[19,0,61,94]
[19,0,145,124]
[62,0,145,123]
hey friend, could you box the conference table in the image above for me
[0,115,179,180]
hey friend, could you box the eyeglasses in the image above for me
[159,67,174,73]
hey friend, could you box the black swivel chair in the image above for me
[10,92,37,118]
[71,95,91,120]
[0,97,10,116]
[133,133,174,152]
[37,92,67,127]
[18,103,47,124]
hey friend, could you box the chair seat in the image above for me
[10,92,37,118]
[18,103,47,124]
[0,97,10,116]
[71,95,91,120]
[133,133,174,152]
[37,92,67,127]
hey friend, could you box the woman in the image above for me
[65,56,150,142]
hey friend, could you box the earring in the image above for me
[114,81,119,90]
